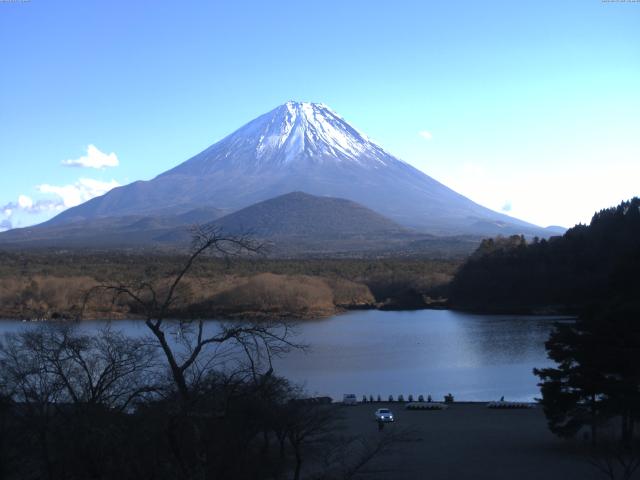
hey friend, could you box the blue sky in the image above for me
[1,0,638,230]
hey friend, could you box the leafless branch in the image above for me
[80,226,300,406]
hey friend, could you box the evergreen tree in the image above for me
[535,303,640,445]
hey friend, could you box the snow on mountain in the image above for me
[163,101,397,175]
[255,101,391,165]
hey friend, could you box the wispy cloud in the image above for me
[418,130,433,141]
[37,178,120,208]
[61,144,119,169]
[1,196,63,231]
[2,196,62,216]
[0,179,119,231]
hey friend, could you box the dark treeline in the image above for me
[449,197,640,313]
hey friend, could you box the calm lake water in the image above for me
[0,310,569,402]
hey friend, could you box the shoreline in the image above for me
[0,303,579,322]
[0,300,583,323]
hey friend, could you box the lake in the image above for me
[0,309,568,402]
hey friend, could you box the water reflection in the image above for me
[269,310,566,401]
[0,310,568,401]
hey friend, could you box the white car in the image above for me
[343,394,358,405]
[374,408,395,422]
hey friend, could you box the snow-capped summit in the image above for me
[164,101,399,175]
[44,101,548,237]
[254,101,385,165]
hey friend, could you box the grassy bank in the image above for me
[0,251,460,320]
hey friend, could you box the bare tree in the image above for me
[83,225,299,403]
[0,324,157,411]
[81,225,305,479]
[283,403,340,480]
[0,323,158,480]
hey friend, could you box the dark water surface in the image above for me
[0,310,568,401]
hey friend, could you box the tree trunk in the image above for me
[590,395,598,445]
[621,411,631,448]
[38,427,54,480]
[166,415,191,479]
[293,447,302,480]
[146,321,190,401]
[261,429,270,454]
[278,435,286,460]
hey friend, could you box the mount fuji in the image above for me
[9,101,551,247]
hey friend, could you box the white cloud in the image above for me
[61,144,119,169]
[18,194,33,209]
[0,179,117,231]
[37,178,120,208]
[418,130,433,141]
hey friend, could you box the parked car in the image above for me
[343,393,358,405]
[374,408,395,422]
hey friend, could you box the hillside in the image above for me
[212,192,407,237]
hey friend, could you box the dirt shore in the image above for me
[339,403,596,480]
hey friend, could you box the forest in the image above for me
[449,198,640,314]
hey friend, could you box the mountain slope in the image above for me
[0,207,225,248]
[41,101,548,237]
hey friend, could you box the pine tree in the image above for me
[535,303,640,445]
